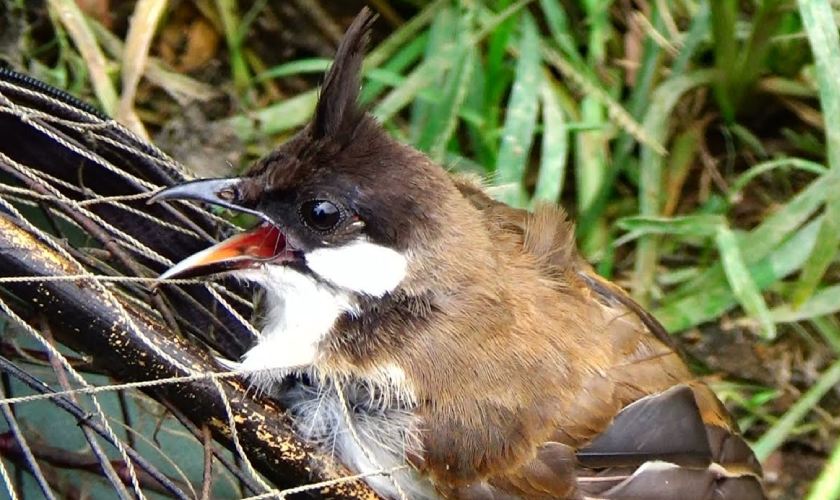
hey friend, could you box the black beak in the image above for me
[149,178,295,280]
[148,178,268,222]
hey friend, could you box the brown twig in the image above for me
[0,432,190,497]
[201,425,214,500]
[0,355,192,500]
[162,402,263,495]
[0,387,56,500]
[40,319,132,500]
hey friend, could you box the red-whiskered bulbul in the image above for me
[150,9,765,500]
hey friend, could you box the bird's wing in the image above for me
[471,385,765,500]
[489,297,765,500]
[451,178,764,499]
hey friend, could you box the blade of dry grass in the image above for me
[117,0,168,139]
[47,0,118,115]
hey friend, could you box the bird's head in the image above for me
[150,9,488,376]
[152,9,468,299]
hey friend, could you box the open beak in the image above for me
[149,179,296,280]
[159,223,291,279]
[148,178,268,221]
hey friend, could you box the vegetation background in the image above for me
[1,0,839,498]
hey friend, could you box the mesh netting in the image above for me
[0,68,390,499]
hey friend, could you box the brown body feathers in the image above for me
[158,8,766,500]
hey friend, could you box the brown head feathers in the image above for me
[238,7,467,253]
[312,7,377,141]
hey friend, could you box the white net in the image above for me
[0,68,389,499]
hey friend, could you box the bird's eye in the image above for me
[300,200,342,231]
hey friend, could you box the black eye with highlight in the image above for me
[300,199,343,232]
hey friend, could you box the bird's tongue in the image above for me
[159,224,287,280]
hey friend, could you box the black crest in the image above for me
[312,8,377,140]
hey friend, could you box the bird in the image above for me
[149,8,765,500]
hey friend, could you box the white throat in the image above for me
[223,239,424,499]
[234,265,356,375]
[226,237,408,378]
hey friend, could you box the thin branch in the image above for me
[0,432,189,496]
[40,319,132,500]
[162,402,263,496]
[0,355,192,500]
[0,386,56,500]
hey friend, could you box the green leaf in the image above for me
[616,214,725,239]
[753,358,840,461]
[655,216,821,333]
[771,285,840,323]
[715,224,776,339]
[415,44,475,161]
[531,78,568,205]
[791,0,840,305]
[495,12,541,207]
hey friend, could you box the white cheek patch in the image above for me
[305,238,408,297]
[231,266,356,374]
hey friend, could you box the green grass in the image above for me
[9,0,840,496]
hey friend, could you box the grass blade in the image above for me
[538,0,585,66]
[771,285,840,323]
[631,69,716,302]
[224,0,444,139]
[792,193,840,306]
[728,158,827,200]
[495,12,541,207]
[617,214,725,239]
[807,434,840,500]
[47,0,118,115]
[409,5,456,143]
[662,172,830,314]
[531,78,568,205]
[365,0,446,68]
[656,217,821,332]
[710,0,737,120]
[791,0,840,305]
[224,91,317,140]
[361,33,428,103]
[672,2,710,76]
[753,358,840,461]
[214,0,251,94]
[715,224,776,339]
[256,59,331,81]
[415,44,475,161]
